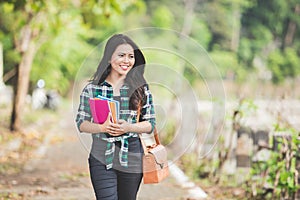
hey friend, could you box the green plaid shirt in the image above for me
[76,81,156,169]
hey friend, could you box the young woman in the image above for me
[75,34,156,200]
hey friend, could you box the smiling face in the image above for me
[110,44,135,78]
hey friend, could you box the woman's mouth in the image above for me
[120,65,129,70]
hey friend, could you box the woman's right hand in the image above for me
[100,113,113,132]
[102,113,128,136]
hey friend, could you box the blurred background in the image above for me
[0,0,299,199]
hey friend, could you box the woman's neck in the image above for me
[106,74,125,96]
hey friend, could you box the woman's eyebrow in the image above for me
[117,51,134,55]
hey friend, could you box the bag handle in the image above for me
[137,102,161,155]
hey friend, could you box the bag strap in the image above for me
[137,102,161,155]
[136,104,148,155]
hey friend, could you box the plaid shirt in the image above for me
[76,81,156,169]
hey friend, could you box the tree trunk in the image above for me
[10,26,36,131]
[176,0,196,84]
[0,43,4,88]
[230,3,241,52]
[284,4,300,48]
[168,0,197,155]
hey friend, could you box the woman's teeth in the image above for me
[120,65,129,70]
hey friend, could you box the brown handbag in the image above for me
[140,128,169,184]
[137,105,169,184]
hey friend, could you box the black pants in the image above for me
[89,138,143,200]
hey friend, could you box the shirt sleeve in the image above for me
[141,85,156,133]
[75,85,92,131]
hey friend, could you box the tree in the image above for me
[240,0,300,80]
[0,0,49,131]
[0,0,140,131]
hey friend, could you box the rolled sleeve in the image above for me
[142,85,156,132]
[75,86,92,131]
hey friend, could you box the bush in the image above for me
[267,48,300,84]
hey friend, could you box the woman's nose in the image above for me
[123,55,129,63]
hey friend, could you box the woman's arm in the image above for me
[109,85,156,136]
[79,121,102,133]
[140,85,156,132]
[76,84,115,135]
[129,121,152,133]
[115,120,152,135]
[98,119,151,137]
[79,118,152,136]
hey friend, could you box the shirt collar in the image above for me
[99,80,129,90]
[99,80,111,87]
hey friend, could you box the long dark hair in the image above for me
[91,34,147,110]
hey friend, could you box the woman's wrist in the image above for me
[98,123,104,132]
[127,123,134,133]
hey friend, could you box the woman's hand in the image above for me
[100,115,152,136]
[117,120,132,133]
[102,114,131,136]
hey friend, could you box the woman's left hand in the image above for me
[117,120,132,133]
[106,120,131,136]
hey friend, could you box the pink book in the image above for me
[89,98,110,124]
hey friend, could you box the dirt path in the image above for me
[0,104,192,200]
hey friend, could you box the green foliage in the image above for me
[240,0,300,82]
[250,126,300,199]
[183,64,201,86]
[237,98,258,117]
[30,11,92,94]
[0,0,144,95]
[210,50,249,81]
[250,24,274,49]
[190,20,212,49]
[80,0,145,33]
[180,153,209,180]
[249,107,300,199]
[159,117,177,145]
[229,98,300,199]
[237,38,253,66]
[267,50,285,84]
[151,6,174,28]
[267,48,300,84]
[204,0,233,50]
[1,0,300,95]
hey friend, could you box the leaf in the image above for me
[111,0,122,14]
[287,176,295,189]
[2,2,14,13]
[279,171,289,184]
